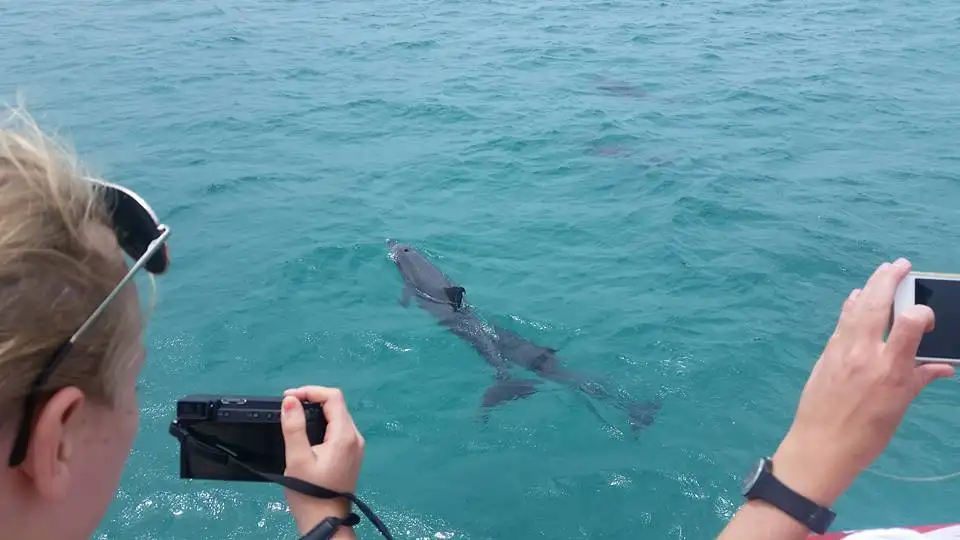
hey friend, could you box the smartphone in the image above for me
[893,272,960,365]
[169,395,326,482]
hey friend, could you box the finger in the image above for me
[286,386,356,443]
[280,395,313,469]
[854,259,911,338]
[885,304,934,364]
[837,287,862,326]
[914,362,956,394]
[827,288,862,346]
[844,288,861,311]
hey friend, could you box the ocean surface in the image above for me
[2,0,960,538]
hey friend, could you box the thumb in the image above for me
[914,363,956,394]
[280,395,313,470]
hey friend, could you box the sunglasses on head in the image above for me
[7,177,172,467]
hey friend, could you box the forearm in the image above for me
[293,499,358,540]
[330,527,357,540]
[295,521,357,540]
[295,518,357,540]
[717,434,855,540]
[718,499,812,540]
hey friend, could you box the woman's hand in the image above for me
[280,386,365,538]
[773,258,955,506]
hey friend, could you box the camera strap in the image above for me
[169,422,394,540]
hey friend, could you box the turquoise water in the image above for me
[3,0,960,537]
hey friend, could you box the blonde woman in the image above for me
[0,109,370,540]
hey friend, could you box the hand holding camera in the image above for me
[169,386,390,540]
[280,386,366,538]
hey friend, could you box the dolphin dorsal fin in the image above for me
[444,286,466,309]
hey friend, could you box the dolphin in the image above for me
[388,240,661,431]
[388,240,542,409]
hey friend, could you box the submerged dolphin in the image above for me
[388,240,541,408]
[388,240,661,431]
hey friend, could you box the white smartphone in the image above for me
[893,271,960,365]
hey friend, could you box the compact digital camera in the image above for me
[169,394,326,482]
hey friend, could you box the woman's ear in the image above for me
[21,387,85,501]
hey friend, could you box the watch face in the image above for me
[741,459,765,495]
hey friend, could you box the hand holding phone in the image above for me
[893,271,960,364]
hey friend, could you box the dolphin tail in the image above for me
[495,324,663,433]
[481,378,542,409]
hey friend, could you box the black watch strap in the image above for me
[742,457,836,534]
[299,513,361,540]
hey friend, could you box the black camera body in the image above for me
[171,394,326,482]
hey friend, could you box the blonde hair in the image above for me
[0,105,144,422]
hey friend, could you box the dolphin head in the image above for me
[387,240,459,302]
[388,239,417,264]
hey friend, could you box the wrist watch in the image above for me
[299,513,361,540]
[741,457,836,534]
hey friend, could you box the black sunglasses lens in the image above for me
[96,182,170,274]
